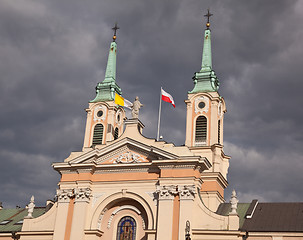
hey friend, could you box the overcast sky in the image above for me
[1,0,303,208]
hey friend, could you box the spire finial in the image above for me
[204,9,213,29]
[112,22,119,42]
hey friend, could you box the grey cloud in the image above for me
[1,0,303,207]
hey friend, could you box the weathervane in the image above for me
[112,22,119,42]
[204,9,213,29]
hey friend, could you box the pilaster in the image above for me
[156,185,178,240]
[178,185,196,240]
[53,189,74,240]
[69,188,92,240]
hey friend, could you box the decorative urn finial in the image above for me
[230,189,239,214]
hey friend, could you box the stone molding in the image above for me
[194,96,209,114]
[107,205,145,230]
[56,187,92,203]
[218,101,224,119]
[156,185,178,200]
[56,189,75,203]
[74,187,92,202]
[146,192,158,206]
[113,151,146,164]
[179,185,196,200]
[97,208,108,229]
[115,109,123,126]
[156,185,196,200]
[93,105,106,122]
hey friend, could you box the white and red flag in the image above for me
[157,87,175,141]
[161,88,175,108]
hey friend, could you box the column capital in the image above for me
[179,185,196,200]
[156,185,178,200]
[74,187,92,203]
[56,189,75,203]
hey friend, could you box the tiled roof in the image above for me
[241,202,303,232]
[217,201,303,232]
[0,207,46,232]
[216,202,251,228]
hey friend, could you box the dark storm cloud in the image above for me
[0,0,303,207]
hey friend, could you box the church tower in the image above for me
[83,24,125,150]
[185,11,230,211]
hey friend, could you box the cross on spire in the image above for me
[112,22,119,42]
[204,9,213,29]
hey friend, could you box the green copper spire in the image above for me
[190,10,219,93]
[91,23,122,102]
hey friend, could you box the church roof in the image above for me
[216,202,251,228]
[217,201,303,232]
[0,207,46,232]
[90,23,122,102]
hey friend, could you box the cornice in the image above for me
[200,172,228,188]
[152,157,211,172]
[192,230,240,236]
[59,137,181,166]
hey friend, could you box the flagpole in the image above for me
[157,87,162,141]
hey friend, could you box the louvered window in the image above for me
[218,120,221,144]
[195,116,207,145]
[92,124,103,145]
[114,127,119,140]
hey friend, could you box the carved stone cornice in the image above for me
[179,185,196,200]
[56,189,75,203]
[156,185,178,200]
[113,151,146,164]
[194,96,209,114]
[56,187,92,203]
[156,185,196,200]
[74,187,92,202]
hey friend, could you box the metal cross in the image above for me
[204,9,213,24]
[112,22,119,41]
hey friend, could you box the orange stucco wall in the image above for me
[160,168,200,178]
[60,171,159,182]
[61,168,201,183]
[201,181,224,197]
[171,195,180,240]
[64,198,75,240]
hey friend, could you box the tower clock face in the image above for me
[198,101,205,109]
[97,110,103,117]
[94,105,106,121]
[195,96,209,114]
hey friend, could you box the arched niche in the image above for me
[90,191,155,231]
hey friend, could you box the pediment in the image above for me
[68,138,179,165]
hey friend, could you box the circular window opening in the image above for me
[198,101,205,109]
[97,110,103,117]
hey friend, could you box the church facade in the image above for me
[1,14,303,240]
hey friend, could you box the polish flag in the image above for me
[161,88,175,108]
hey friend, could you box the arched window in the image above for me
[92,124,103,145]
[195,116,207,145]
[116,216,136,240]
[114,127,119,140]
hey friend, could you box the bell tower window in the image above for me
[195,116,207,145]
[114,127,119,140]
[116,216,136,240]
[92,124,104,145]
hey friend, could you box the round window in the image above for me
[198,101,205,109]
[117,114,120,122]
[97,110,103,117]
